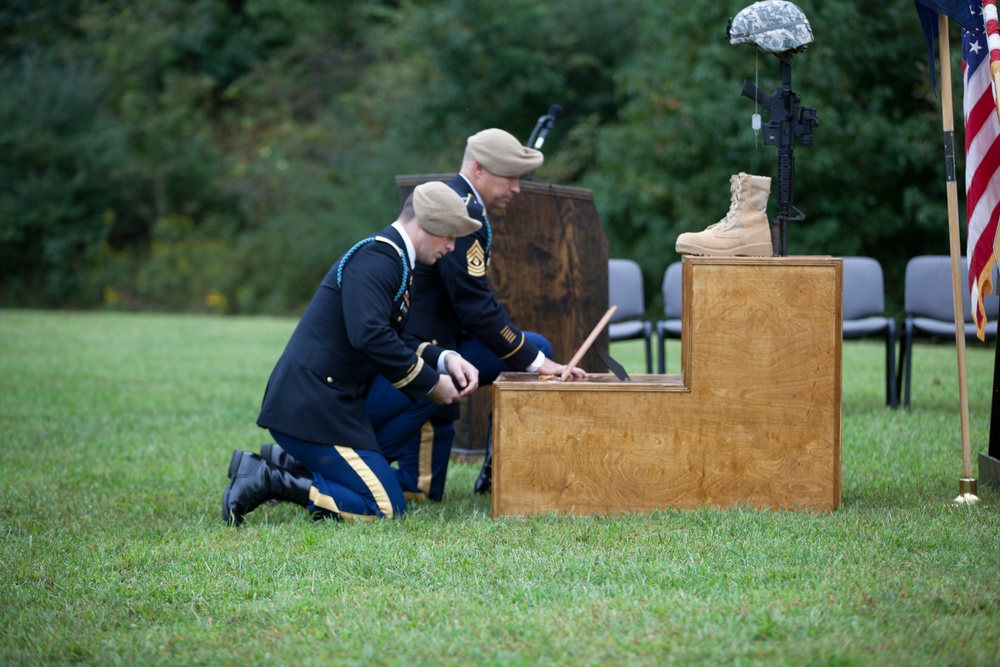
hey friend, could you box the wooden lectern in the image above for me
[396,175,609,454]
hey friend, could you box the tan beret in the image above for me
[413,182,482,238]
[467,128,543,177]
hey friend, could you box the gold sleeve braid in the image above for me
[498,330,525,361]
[391,357,426,389]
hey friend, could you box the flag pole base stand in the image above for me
[978,452,1000,488]
[951,477,980,505]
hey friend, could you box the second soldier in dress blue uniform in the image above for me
[366,128,588,498]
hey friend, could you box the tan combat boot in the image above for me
[675,173,773,257]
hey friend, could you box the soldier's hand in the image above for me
[537,357,588,381]
[428,374,462,405]
[444,354,479,397]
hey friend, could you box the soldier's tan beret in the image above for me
[467,128,543,177]
[413,182,482,238]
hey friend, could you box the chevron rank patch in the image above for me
[466,240,486,277]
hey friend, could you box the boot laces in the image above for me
[715,176,746,231]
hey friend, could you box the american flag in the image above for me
[916,1,977,90]
[962,0,1000,340]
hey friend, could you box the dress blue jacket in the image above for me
[257,224,446,451]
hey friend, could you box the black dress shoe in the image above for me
[473,442,492,494]
[259,443,310,475]
[222,450,312,526]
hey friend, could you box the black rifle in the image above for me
[741,58,818,256]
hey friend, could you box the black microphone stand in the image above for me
[527,114,554,151]
[524,104,563,180]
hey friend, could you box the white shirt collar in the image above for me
[391,220,416,269]
[459,173,485,211]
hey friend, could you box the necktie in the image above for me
[481,204,492,255]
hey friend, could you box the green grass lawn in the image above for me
[1,310,998,666]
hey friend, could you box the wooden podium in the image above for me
[492,256,844,516]
[396,175,609,454]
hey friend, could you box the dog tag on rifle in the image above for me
[752,113,761,130]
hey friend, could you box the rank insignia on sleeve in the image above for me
[466,240,486,277]
[500,325,517,344]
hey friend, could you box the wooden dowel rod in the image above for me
[561,306,617,382]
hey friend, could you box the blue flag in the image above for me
[915,0,978,92]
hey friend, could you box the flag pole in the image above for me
[994,70,1000,122]
[987,0,1000,121]
[938,14,980,504]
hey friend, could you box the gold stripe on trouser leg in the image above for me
[335,445,395,518]
[309,486,340,514]
[417,419,434,497]
[310,482,377,522]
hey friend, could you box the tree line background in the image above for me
[0,0,962,317]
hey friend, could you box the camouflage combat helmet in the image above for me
[728,0,813,55]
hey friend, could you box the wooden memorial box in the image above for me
[492,256,843,516]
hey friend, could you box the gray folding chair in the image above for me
[897,255,998,409]
[842,257,897,408]
[655,261,683,374]
[608,258,653,373]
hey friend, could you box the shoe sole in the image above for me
[222,450,245,525]
[675,241,773,257]
[222,480,236,525]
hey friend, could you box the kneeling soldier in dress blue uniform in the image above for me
[222,182,482,525]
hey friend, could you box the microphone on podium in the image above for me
[527,104,564,150]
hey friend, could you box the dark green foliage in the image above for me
[367,0,643,153]
[0,51,126,306]
[0,0,969,316]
